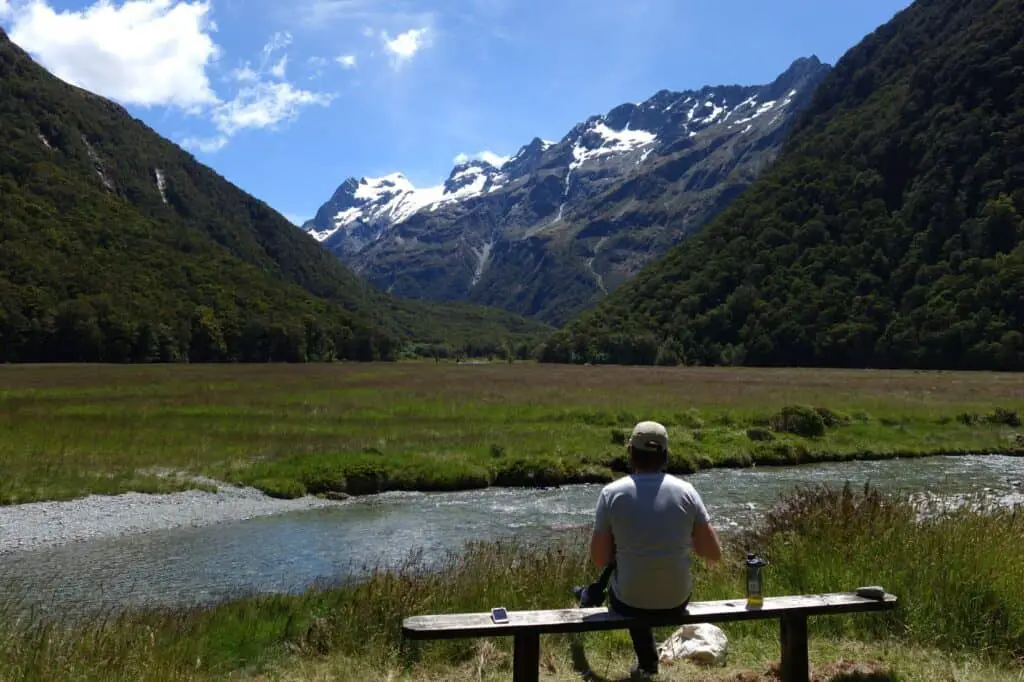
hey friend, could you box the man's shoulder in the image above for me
[662,473,702,497]
[600,476,634,494]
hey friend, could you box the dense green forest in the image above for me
[545,0,1024,370]
[0,30,550,363]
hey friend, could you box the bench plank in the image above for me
[402,591,898,640]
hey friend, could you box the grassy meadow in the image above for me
[3,363,1024,680]
[2,485,1024,681]
[0,362,1022,504]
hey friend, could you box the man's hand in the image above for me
[590,529,614,569]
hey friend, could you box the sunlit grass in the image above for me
[3,485,1024,680]
[1,363,1022,504]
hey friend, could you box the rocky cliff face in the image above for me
[303,56,832,324]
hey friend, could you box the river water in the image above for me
[2,455,1023,616]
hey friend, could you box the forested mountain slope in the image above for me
[0,29,548,362]
[545,0,1024,370]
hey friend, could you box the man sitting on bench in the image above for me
[590,420,723,678]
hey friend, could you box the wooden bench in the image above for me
[402,591,898,682]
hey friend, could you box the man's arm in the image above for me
[690,488,722,566]
[590,491,614,568]
[590,529,614,569]
[692,520,722,565]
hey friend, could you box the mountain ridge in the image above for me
[303,55,832,324]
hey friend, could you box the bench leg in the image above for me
[779,614,809,682]
[512,632,541,682]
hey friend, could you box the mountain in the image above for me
[545,0,1024,370]
[302,57,832,324]
[0,29,550,363]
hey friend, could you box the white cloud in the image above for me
[5,3,335,154]
[204,32,333,138]
[6,0,220,109]
[382,27,430,65]
[0,0,11,19]
[211,81,334,136]
[269,55,288,79]
[336,54,357,69]
[231,64,260,83]
[453,150,510,168]
[181,135,228,153]
[200,33,333,149]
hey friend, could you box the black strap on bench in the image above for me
[571,561,616,607]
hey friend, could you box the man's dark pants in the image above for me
[608,590,690,674]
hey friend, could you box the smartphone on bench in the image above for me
[490,607,509,624]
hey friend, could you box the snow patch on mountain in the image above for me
[570,121,657,173]
[154,168,168,204]
[471,240,495,287]
[81,135,114,193]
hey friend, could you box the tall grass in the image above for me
[1,364,1022,504]
[3,485,1023,681]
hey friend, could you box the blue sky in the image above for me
[1,0,913,225]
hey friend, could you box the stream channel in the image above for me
[2,455,1023,617]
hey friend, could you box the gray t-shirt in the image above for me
[593,472,710,610]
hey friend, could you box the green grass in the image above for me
[1,364,1023,504]
[3,485,1024,681]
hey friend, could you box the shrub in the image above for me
[750,440,810,465]
[813,406,850,427]
[746,427,774,442]
[254,478,307,499]
[985,408,1021,427]
[769,405,826,438]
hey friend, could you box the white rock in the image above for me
[657,622,728,666]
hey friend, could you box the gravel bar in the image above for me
[0,478,344,555]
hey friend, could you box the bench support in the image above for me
[779,613,809,682]
[512,633,540,682]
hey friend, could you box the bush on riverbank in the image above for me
[3,484,1023,680]
[222,401,1024,498]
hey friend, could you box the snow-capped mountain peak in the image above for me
[303,55,831,261]
[305,163,509,249]
[443,160,503,197]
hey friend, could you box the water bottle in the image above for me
[745,553,768,608]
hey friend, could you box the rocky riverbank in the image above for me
[0,476,345,555]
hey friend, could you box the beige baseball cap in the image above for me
[629,420,668,453]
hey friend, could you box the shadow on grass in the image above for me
[815,661,896,682]
[569,640,896,682]
[569,639,631,682]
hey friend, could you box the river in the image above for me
[1,455,1022,616]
